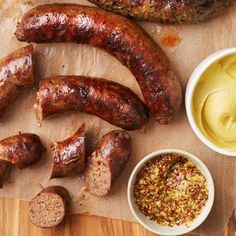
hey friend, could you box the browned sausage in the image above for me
[50,123,85,179]
[0,133,45,169]
[15,4,182,124]
[35,76,149,130]
[84,130,131,196]
[88,0,233,23]
[0,45,33,119]
[29,186,71,228]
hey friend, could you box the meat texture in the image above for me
[84,130,131,197]
[29,186,71,228]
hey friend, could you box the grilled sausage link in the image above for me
[84,130,131,196]
[0,45,33,119]
[88,0,233,23]
[50,123,85,179]
[15,4,182,124]
[0,133,45,169]
[35,76,149,130]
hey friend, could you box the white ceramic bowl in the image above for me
[186,48,236,156]
[127,149,214,236]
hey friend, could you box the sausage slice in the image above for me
[50,124,85,179]
[84,130,131,197]
[29,186,70,228]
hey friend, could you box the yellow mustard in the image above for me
[192,54,236,150]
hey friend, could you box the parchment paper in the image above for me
[0,0,236,235]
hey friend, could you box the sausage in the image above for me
[50,123,85,179]
[83,130,131,196]
[0,161,11,188]
[0,45,33,119]
[0,133,45,169]
[15,4,182,124]
[35,76,149,130]
[88,0,233,23]
[29,186,71,228]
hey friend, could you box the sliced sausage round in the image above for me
[29,186,71,228]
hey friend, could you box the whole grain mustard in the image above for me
[192,54,236,150]
[133,154,208,226]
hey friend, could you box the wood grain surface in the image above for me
[3,198,235,236]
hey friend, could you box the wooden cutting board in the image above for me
[0,0,235,235]
[0,198,235,236]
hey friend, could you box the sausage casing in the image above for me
[35,76,149,130]
[88,0,233,23]
[0,133,45,169]
[50,124,85,179]
[0,45,33,118]
[15,4,182,124]
[84,130,131,196]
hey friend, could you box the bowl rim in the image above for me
[185,47,236,157]
[127,149,215,236]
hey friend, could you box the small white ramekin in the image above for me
[127,149,214,236]
[186,48,236,156]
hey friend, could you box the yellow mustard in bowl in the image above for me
[192,54,236,151]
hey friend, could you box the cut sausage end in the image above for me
[84,155,111,197]
[34,89,45,122]
[15,23,25,42]
[29,186,70,228]
[84,130,131,197]
[30,193,65,228]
